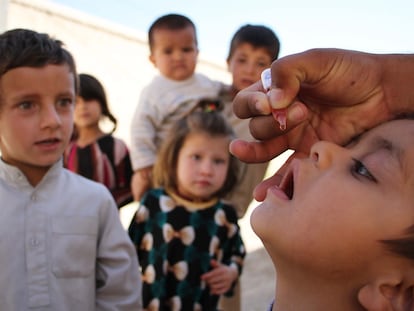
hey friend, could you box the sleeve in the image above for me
[127,191,152,268]
[222,204,246,296]
[111,138,134,208]
[227,227,245,277]
[95,193,143,310]
[129,85,163,171]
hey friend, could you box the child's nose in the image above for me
[200,160,213,174]
[310,141,344,169]
[244,62,255,74]
[41,105,61,128]
[173,50,184,60]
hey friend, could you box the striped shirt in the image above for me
[65,134,133,208]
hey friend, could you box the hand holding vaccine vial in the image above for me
[261,68,287,131]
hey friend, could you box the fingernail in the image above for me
[268,88,284,109]
[261,68,272,91]
[272,109,287,131]
[278,115,287,131]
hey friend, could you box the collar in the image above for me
[0,158,63,189]
[165,188,219,210]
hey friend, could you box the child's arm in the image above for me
[110,138,134,208]
[95,196,142,310]
[130,166,153,202]
[129,90,162,184]
[201,205,246,296]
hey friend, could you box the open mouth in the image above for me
[279,169,294,200]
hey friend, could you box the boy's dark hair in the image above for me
[153,109,239,198]
[78,73,117,133]
[227,24,280,62]
[148,13,197,52]
[0,28,78,98]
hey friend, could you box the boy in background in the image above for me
[223,24,280,219]
[130,13,223,202]
[220,24,280,311]
[0,28,142,310]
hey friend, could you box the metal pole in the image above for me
[0,0,9,32]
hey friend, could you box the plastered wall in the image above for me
[6,0,231,144]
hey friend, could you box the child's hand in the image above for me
[201,259,238,295]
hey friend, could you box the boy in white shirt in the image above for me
[0,28,142,310]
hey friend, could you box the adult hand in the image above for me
[230,48,414,200]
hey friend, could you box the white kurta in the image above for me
[0,159,142,310]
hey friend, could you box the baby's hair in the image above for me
[152,109,238,198]
[78,73,117,133]
[148,13,197,53]
[227,24,280,62]
[0,28,78,104]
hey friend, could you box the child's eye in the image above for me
[182,47,194,53]
[351,159,377,182]
[57,98,74,108]
[18,101,34,110]
[257,61,269,68]
[213,158,225,165]
[191,154,201,161]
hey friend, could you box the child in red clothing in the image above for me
[65,73,133,208]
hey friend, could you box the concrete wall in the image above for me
[6,0,231,144]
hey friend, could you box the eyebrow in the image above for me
[369,136,404,173]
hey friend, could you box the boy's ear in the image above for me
[148,54,156,67]
[226,59,230,71]
[358,278,414,311]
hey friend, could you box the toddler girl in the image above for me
[129,105,245,310]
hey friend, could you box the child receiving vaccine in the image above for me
[247,116,414,310]
[65,73,133,208]
[128,103,245,310]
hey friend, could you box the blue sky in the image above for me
[51,0,414,62]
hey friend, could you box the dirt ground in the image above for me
[238,208,276,311]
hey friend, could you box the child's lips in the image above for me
[35,138,61,147]
[195,180,211,187]
[241,79,255,87]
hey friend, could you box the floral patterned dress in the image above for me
[128,188,246,311]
